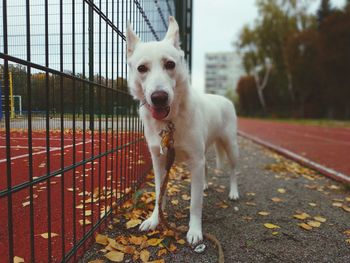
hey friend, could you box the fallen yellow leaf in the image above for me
[13,256,24,263]
[163,229,175,237]
[85,210,92,216]
[95,234,109,245]
[104,251,124,262]
[342,205,350,212]
[140,249,150,263]
[182,194,191,201]
[314,216,326,223]
[277,188,286,194]
[123,246,135,254]
[308,203,317,207]
[271,197,283,202]
[307,220,321,228]
[22,201,31,207]
[148,260,165,263]
[218,202,229,209]
[346,239,350,244]
[298,223,312,231]
[177,239,186,245]
[169,243,177,252]
[126,219,141,229]
[293,212,310,220]
[258,211,270,216]
[328,184,340,190]
[264,223,280,229]
[344,229,350,236]
[332,202,343,207]
[147,238,163,246]
[129,235,144,245]
[132,251,140,262]
[40,232,59,239]
[157,248,167,257]
[108,238,125,251]
[79,219,92,226]
[88,260,104,263]
[171,200,179,205]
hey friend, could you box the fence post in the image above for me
[89,0,94,131]
[175,0,192,72]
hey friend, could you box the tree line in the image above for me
[0,64,133,116]
[235,0,350,119]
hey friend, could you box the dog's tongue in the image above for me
[150,107,169,120]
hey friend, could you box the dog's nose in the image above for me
[151,91,168,107]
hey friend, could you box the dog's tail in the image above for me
[214,141,226,170]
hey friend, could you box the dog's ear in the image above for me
[164,16,180,49]
[126,22,140,58]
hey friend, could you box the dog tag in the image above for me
[194,243,206,253]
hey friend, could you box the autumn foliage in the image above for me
[236,1,350,119]
[285,9,350,118]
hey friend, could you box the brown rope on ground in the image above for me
[156,123,224,263]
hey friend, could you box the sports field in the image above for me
[0,128,151,262]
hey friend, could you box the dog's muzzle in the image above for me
[145,91,171,120]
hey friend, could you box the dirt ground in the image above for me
[81,136,350,263]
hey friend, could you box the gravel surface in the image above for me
[81,136,350,263]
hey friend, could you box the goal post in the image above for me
[9,72,14,119]
[0,79,2,121]
[0,72,22,119]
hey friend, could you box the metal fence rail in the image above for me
[0,1,192,262]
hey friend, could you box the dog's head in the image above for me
[126,16,188,121]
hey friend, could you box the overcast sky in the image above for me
[192,0,347,92]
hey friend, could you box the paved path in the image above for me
[82,137,350,262]
[238,118,350,183]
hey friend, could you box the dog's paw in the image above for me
[139,216,159,231]
[229,190,239,200]
[187,227,203,245]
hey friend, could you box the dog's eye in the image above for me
[137,65,148,73]
[165,61,176,70]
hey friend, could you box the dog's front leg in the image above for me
[139,148,166,231]
[187,157,205,245]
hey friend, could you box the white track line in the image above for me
[0,145,47,149]
[0,140,90,164]
[0,136,79,142]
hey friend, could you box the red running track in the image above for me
[238,118,350,183]
[0,129,151,263]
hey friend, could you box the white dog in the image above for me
[126,16,239,245]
